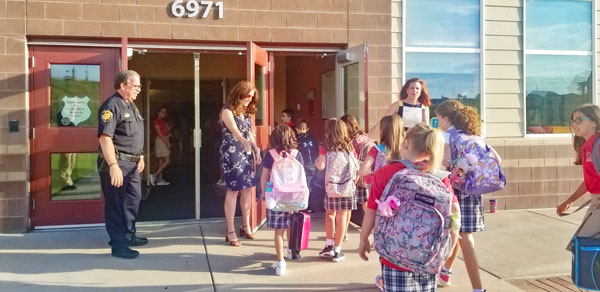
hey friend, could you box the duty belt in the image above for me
[100,152,142,162]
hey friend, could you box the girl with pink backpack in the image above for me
[260,124,306,276]
[358,124,461,291]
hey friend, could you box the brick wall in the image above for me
[0,0,29,232]
[0,0,392,232]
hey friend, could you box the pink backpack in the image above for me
[267,149,309,211]
[373,161,453,275]
[372,144,389,171]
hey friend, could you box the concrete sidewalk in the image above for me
[0,208,584,291]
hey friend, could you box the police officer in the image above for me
[98,70,147,259]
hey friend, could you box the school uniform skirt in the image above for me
[381,262,437,292]
[266,209,294,229]
[355,186,369,204]
[457,192,485,233]
[324,193,357,211]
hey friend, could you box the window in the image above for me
[525,0,593,134]
[404,0,482,116]
[50,64,101,127]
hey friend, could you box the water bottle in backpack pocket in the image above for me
[268,149,309,211]
[373,160,453,275]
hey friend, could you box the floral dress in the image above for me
[220,110,256,191]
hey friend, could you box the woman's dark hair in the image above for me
[223,81,257,117]
[400,78,431,106]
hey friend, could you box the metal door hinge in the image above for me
[31,56,35,68]
[32,198,36,211]
[31,128,35,139]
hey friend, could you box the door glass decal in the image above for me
[50,64,101,127]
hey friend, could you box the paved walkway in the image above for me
[0,208,585,291]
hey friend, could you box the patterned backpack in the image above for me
[267,149,309,211]
[373,160,453,275]
[372,144,389,171]
[448,129,506,196]
[325,150,359,198]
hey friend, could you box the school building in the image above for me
[0,0,594,232]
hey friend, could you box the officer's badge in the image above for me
[124,113,131,118]
[101,110,113,123]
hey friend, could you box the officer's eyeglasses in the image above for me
[127,83,142,90]
[570,117,592,125]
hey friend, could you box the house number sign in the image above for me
[171,0,224,19]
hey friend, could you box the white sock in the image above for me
[278,260,286,266]
[326,239,334,246]
[473,289,485,292]
[334,246,341,253]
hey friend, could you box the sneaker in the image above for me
[375,275,383,291]
[286,248,292,260]
[343,233,349,242]
[332,251,345,262]
[273,261,287,276]
[149,174,156,186]
[438,268,452,287]
[286,248,301,260]
[156,179,170,186]
[318,245,334,258]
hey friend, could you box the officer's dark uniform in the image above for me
[97,92,144,250]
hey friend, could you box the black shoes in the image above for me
[129,236,148,247]
[111,247,139,259]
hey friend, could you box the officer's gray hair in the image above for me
[114,70,140,90]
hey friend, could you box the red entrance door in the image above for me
[247,42,271,230]
[30,46,119,228]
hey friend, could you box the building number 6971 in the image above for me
[171,0,224,19]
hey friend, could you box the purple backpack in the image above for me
[373,160,453,275]
[448,129,506,196]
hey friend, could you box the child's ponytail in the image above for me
[405,123,444,173]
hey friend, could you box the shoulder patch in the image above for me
[101,110,113,123]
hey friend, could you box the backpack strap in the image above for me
[289,149,298,159]
[269,149,281,161]
[389,159,419,170]
[593,138,600,175]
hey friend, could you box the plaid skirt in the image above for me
[355,186,369,203]
[457,192,485,233]
[266,209,294,229]
[324,193,357,211]
[381,263,438,292]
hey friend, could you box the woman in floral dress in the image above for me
[220,81,261,247]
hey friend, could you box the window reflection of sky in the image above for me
[526,0,592,51]
[50,65,101,82]
[526,55,591,95]
[406,0,480,48]
[406,53,480,100]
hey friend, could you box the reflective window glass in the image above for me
[406,52,480,115]
[525,55,592,134]
[526,0,592,51]
[255,64,265,126]
[51,153,101,201]
[343,63,360,121]
[406,0,480,48]
[50,64,101,127]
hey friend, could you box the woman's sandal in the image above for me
[239,225,255,240]
[225,231,242,246]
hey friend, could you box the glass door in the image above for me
[30,46,119,227]
[335,43,368,129]
[247,42,270,231]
